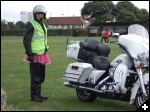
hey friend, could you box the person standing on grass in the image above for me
[101,29,109,43]
[101,30,106,43]
[23,5,51,102]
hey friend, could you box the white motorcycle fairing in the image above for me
[118,34,149,59]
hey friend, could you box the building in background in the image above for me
[27,12,34,22]
[87,21,148,36]
[20,11,34,23]
[47,16,92,29]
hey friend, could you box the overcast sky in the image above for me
[1,1,149,23]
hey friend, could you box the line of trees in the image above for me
[1,18,49,30]
[1,20,48,30]
[1,21,26,30]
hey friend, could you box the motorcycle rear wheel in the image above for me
[135,82,149,109]
[76,88,97,102]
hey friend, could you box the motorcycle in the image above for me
[62,24,149,109]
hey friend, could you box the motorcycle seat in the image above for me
[92,56,111,70]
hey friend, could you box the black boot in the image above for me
[38,84,48,100]
[31,95,43,102]
[31,84,43,102]
[39,94,48,100]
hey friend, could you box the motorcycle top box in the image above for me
[66,42,80,60]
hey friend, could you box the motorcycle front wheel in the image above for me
[76,88,97,102]
[135,82,149,109]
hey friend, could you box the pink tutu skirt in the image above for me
[23,53,51,65]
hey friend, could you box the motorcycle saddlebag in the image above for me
[62,62,93,82]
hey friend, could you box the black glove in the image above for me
[25,52,34,62]
[27,55,34,62]
[44,48,48,54]
[44,45,50,54]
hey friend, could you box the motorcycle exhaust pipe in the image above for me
[79,86,104,93]
[64,82,101,92]
[64,82,115,93]
[79,86,115,93]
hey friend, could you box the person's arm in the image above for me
[23,22,34,55]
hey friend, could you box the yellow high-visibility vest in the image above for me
[30,20,48,55]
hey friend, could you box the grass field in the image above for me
[1,36,136,111]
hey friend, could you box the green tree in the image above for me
[15,21,25,29]
[14,26,20,29]
[115,1,149,26]
[116,8,136,22]
[1,21,9,29]
[115,1,140,22]
[81,1,115,36]
[8,22,15,29]
[138,9,149,26]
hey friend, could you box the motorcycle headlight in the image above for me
[137,52,145,60]
[137,52,148,67]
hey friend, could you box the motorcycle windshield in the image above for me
[128,24,149,39]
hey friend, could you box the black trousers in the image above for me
[29,62,45,97]
[101,37,109,43]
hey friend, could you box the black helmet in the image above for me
[33,5,47,19]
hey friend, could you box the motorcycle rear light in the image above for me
[71,66,79,70]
